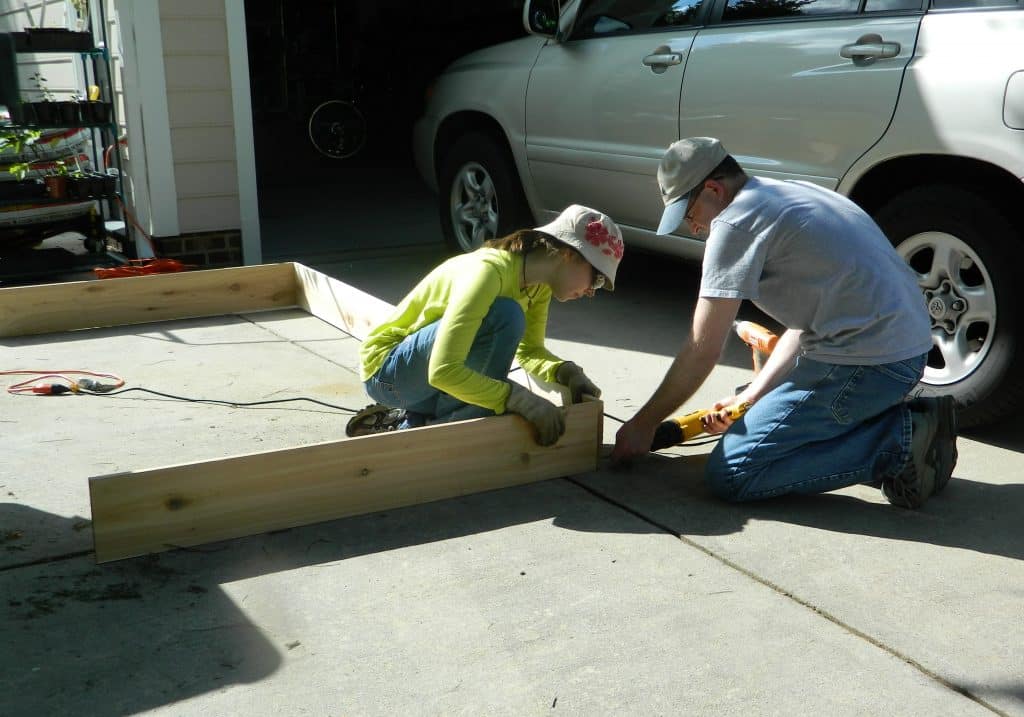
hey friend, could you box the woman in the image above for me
[349,204,624,446]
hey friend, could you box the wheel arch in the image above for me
[434,112,519,185]
[848,154,1024,238]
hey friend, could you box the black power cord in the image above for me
[83,386,361,413]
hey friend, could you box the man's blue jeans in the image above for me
[705,354,926,501]
[364,297,525,425]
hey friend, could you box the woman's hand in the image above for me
[556,361,601,403]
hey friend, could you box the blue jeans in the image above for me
[364,297,525,425]
[705,354,926,502]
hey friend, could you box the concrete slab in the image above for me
[0,480,993,716]
[2,309,367,564]
[2,249,1022,715]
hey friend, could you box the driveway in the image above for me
[2,238,1022,715]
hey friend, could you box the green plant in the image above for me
[70,0,88,26]
[1,128,42,180]
[0,128,41,154]
[29,72,56,102]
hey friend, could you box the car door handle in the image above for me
[643,46,684,74]
[840,34,900,65]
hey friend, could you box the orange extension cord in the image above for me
[2,369,125,395]
[92,189,195,278]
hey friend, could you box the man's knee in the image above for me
[704,451,748,503]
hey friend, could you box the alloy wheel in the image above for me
[448,161,499,252]
[897,231,996,386]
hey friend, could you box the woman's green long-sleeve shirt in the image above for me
[359,248,564,413]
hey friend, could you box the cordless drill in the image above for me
[650,401,751,450]
[649,320,779,451]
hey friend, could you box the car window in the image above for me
[930,0,1017,7]
[573,0,705,39]
[863,0,923,10]
[721,0,858,22]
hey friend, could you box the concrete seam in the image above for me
[565,476,1009,717]
[0,549,94,573]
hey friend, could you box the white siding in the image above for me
[159,0,239,233]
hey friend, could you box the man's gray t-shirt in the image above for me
[700,176,932,365]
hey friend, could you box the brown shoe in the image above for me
[883,396,958,508]
[884,401,934,509]
[345,403,406,437]
[922,395,958,494]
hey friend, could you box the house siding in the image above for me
[159,0,239,233]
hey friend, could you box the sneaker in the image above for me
[882,396,957,508]
[345,403,407,437]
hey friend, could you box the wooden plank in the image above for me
[89,400,602,563]
[0,263,297,338]
[294,262,394,340]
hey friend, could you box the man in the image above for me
[610,137,956,508]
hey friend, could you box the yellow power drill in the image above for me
[649,320,778,451]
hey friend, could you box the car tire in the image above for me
[874,184,1024,428]
[438,132,531,253]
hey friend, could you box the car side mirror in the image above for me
[523,0,560,38]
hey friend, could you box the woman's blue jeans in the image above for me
[705,354,926,502]
[363,297,525,425]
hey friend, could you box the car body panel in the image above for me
[412,36,548,195]
[525,31,699,230]
[838,10,1024,193]
[679,16,921,187]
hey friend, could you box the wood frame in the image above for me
[0,263,602,563]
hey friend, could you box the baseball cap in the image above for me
[533,204,624,290]
[656,137,728,235]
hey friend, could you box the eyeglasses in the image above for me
[591,270,606,291]
[683,184,705,223]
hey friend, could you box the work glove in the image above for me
[555,361,601,404]
[505,383,566,447]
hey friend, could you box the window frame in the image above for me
[705,0,928,27]
[567,0,715,41]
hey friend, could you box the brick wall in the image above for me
[149,230,243,267]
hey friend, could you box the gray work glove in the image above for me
[505,383,566,447]
[556,361,601,404]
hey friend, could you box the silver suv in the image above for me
[412,0,1024,427]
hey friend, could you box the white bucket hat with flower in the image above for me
[533,204,624,290]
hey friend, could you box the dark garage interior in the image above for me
[244,0,527,262]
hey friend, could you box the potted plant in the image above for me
[79,85,111,125]
[59,92,83,126]
[42,159,69,198]
[26,72,58,125]
[0,128,47,200]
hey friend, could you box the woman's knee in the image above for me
[485,297,526,337]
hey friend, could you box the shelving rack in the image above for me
[0,2,128,284]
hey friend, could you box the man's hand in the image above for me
[700,393,754,435]
[610,417,658,466]
[506,383,566,446]
[556,361,601,403]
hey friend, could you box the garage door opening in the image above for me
[244,0,525,262]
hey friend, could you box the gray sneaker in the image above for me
[345,403,407,437]
[882,396,958,508]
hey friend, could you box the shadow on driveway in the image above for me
[574,450,1024,563]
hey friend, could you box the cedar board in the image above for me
[0,263,602,563]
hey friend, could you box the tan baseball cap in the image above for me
[656,137,728,235]
[533,204,624,290]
